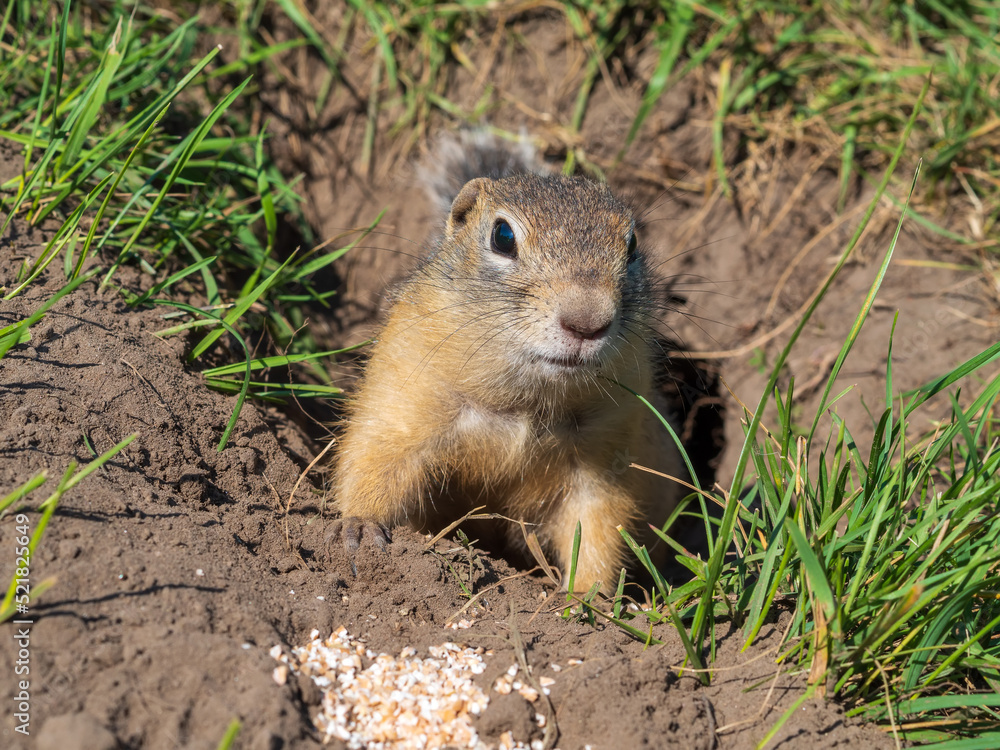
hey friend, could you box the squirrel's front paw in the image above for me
[326,516,391,555]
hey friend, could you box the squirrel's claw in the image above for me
[327,516,391,557]
[326,517,391,577]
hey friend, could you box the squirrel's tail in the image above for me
[420,130,540,215]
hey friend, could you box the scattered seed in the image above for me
[517,685,539,702]
[274,628,492,748]
[274,628,556,749]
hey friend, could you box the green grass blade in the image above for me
[1,433,137,619]
[806,160,922,443]
[0,472,48,517]
[0,268,100,357]
[127,256,218,307]
[617,5,694,160]
[201,344,369,377]
[619,526,707,679]
[255,127,276,257]
[76,104,169,277]
[149,299,252,451]
[216,718,241,750]
[188,250,295,360]
[102,75,252,285]
[784,518,837,626]
[60,18,126,170]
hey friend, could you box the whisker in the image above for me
[402,307,517,385]
[323,226,424,248]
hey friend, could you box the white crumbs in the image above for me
[273,627,493,748]
[272,627,557,749]
[492,663,544,702]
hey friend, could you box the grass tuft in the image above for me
[616,120,1000,745]
[1,434,137,623]
[0,2,380,448]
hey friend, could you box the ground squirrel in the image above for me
[331,132,684,592]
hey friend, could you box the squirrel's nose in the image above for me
[559,307,614,341]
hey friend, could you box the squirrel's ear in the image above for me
[446,178,489,234]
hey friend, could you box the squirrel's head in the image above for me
[422,171,654,397]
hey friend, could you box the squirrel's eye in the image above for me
[491,219,517,259]
[626,232,638,263]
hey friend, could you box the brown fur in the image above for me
[333,161,683,592]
